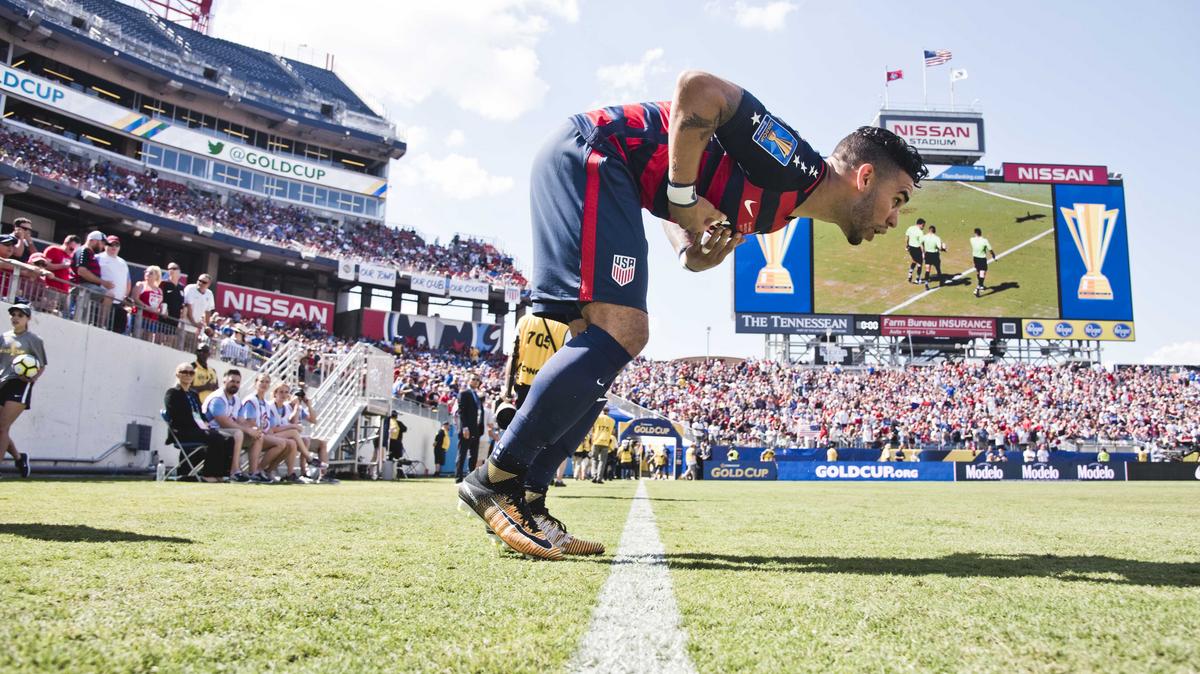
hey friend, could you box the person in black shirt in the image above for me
[160,262,186,322]
[163,361,233,481]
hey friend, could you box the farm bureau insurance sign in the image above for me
[215,282,333,330]
[881,316,996,339]
[879,115,983,153]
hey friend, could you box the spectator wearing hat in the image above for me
[70,231,113,325]
[183,274,215,332]
[10,218,37,263]
[0,304,47,480]
[98,235,131,334]
[0,233,17,260]
[41,235,79,294]
[164,361,232,483]
[219,325,253,367]
[192,343,219,404]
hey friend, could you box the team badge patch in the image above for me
[611,255,636,287]
[752,115,798,166]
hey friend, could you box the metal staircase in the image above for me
[253,339,305,387]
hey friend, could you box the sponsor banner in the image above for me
[932,164,986,181]
[1003,162,1107,185]
[1021,319,1135,341]
[735,313,852,335]
[409,273,448,296]
[337,259,357,282]
[369,311,503,353]
[357,263,397,287]
[956,461,1123,481]
[879,115,984,153]
[0,64,385,197]
[504,286,521,305]
[881,315,996,338]
[436,318,504,353]
[448,277,490,301]
[214,282,333,330]
[1053,184,1134,322]
[706,460,777,481]
[733,218,814,314]
[1126,463,1200,481]
[779,461,954,481]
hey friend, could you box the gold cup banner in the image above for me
[1060,202,1118,301]
[754,221,797,294]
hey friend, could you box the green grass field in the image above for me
[2,479,1198,672]
[813,181,1061,318]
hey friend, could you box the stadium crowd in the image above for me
[611,358,1200,453]
[0,125,526,286]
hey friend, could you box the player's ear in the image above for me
[854,162,875,192]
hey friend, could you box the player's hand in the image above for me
[684,224,743,272]
[460,427,470,440]
[669,196,728,238]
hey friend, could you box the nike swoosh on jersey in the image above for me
[743,200,757,220]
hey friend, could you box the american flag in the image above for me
[924,49,952,66]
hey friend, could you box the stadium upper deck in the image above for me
[0,0,402,221]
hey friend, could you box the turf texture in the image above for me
[2,479,1197,673]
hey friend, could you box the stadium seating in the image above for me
[72,0,185,55]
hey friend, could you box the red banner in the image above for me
[1002,162,1107,185]
[214,282,334,331]
[881,316,996,338]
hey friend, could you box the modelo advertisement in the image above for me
[955,462,1123,481]
[1126,463,1200,481]
[705,446,778,481]
[778,461,954,481]
[214,282,333,330]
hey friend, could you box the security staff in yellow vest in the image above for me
[619,441,636,479]
[432,421,450,476]
[590,411,616,484]
[573,429,592,481]
[504,313,570,409]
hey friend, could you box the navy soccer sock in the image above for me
[489,325,631,477]
[524,395,609,493]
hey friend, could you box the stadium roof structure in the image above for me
[0,0,404,155]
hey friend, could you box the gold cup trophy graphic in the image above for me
[754,220,798,294]
[1059,202,1119,301]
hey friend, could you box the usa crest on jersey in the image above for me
[611,255,636,287]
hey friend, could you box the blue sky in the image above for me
[209,0,1200,364]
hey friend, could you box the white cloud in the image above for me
[210,0,579,121]
[445,129,467,148]
[705,1,799,31]
[402,125,429,149]
[594,48,668,106]
[1144,341,1200,365]
[391,153,514,200]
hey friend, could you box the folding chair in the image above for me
[160,409,206,481]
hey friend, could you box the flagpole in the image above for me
[950,71,955,109]
[884,66,890,108]
[921,51,927,108]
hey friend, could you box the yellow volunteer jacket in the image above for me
[592,413,616,448]
[514,314,570,386]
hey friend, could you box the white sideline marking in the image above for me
[568,481,696,674]
[882,183,1055,315]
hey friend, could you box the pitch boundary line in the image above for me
[568,481,697,674]
[882,183,1054,315]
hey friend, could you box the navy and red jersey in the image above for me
[70,245,101,284]
[569,90,826,236]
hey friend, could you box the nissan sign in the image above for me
[1002,162,1108,185]
[879,115,983,153]
[215,282,334,330]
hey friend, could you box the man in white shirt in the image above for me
[183,274,216,331]
[97,235,131,333]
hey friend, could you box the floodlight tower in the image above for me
[139,0,214,34]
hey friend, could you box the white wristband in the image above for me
[666,181,698,207]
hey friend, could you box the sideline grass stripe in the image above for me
[568,481,696,674]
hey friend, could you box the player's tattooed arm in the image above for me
[667,70,743,183]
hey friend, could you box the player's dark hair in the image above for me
[916,218,925,225]
[225,369,242,379]
[974,228,982,235]
[832,126,928,185]
[929,225,937,233]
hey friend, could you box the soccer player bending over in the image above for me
[969,228,997,297]
[458,69,927,560]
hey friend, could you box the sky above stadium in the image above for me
[202,0,1200,365]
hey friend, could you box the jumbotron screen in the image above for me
[733,168,1135,341]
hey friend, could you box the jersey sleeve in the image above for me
[714,90,826,193]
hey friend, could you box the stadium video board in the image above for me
[733,170,1134,340]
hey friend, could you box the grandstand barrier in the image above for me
[1126,463,1200,481]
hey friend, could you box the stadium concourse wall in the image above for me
[0,300,221,470]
